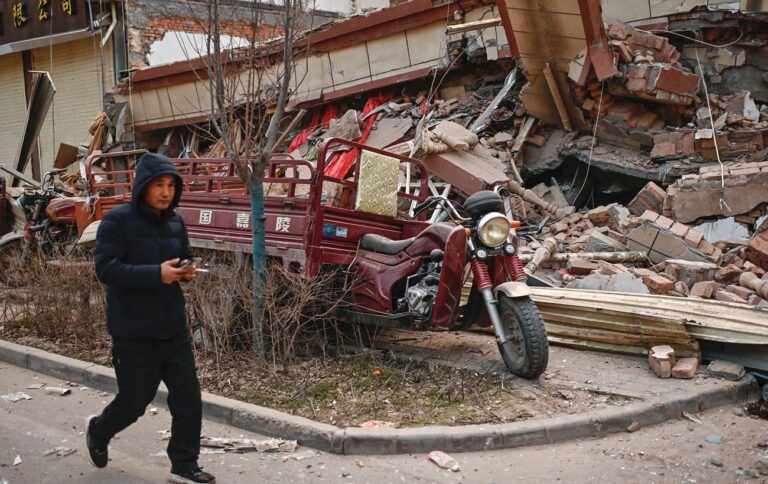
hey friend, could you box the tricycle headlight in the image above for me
[477,212,510,247]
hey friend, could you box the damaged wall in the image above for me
[126,0,338,68]
[600,0,768,24]
[123,0,511,130]
[499,0,590,128]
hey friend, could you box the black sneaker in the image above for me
[168,466,216,483]
[85,415,108,468]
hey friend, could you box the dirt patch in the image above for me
[0,323,630,428]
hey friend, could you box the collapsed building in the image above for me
[3,0,768,368]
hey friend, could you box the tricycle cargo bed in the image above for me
[81,140,429,274]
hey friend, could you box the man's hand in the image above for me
[160,258,197,284]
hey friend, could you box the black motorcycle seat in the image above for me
[360,234,415,255]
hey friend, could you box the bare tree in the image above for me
[203,0,307,356]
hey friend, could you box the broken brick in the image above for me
[714,290,747,304]
[586,206,611,226]
[725,284,754,300]
[648,345,675,379]
[627,182,666,216]
[654,215,674,230]
[650,142,677,159]
[643,274,676,294]
[716,264,742,282]
[689,280,718,299]
[568,258,599,276]
[746,229,768,270]
[671,358,699,379]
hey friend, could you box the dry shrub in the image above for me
[0,252,106,342]
[184,255,346,370]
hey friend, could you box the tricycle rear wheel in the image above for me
[497,295,548,379]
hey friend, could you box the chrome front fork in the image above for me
[481,286,509,346]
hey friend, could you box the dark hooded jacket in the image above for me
[95,153,193,340]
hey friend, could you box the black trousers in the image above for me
[89,333,202,469]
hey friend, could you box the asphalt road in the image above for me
[1,362,766,483]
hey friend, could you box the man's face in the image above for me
[143,175,176,213]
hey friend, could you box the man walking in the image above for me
[86,152,215,483]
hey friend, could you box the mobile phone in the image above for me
[178,257,202,268]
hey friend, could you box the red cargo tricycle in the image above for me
[76,139,549,378]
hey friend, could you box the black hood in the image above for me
[131,152,184,213]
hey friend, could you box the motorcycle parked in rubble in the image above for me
[348,189,549,379]
[0,169,79,286]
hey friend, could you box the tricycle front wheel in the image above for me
[497,295,549,379]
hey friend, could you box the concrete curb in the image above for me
[0,339,760,455]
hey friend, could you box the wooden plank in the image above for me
[531,287,768,345]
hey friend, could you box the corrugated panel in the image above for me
[33,36,115,172]
[0,54,30,174]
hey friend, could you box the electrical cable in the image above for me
[636,29,744,48]
[693,46,731,213]
[568,80,604,204]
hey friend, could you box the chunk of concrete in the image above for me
[707,360,745,381]
[566,271,650,294]
[626,224,710,265]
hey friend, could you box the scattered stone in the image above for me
[428,451,460,472]
[705,435,723,445]
[710,457,723,467]
[626,421,640,432]
[648,345,675,378]
[734,407,745,417]
[707,360,746,381]
[756,459,768,476]
[757,440,768,449]
[558,390,575,401]
[13,455,22,466]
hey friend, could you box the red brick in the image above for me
[654,66,700,95]
[640,210,660,223]
[587,206,611,226]
[674,281,690,296]
[715,290,747,304]
[654,215,674,230]
[716,264,742,282]
[644,274,676,294]
[683,229,704,247]
[648,345,675,379]
[725,284,754,300]
[550,221,569,234]
[626,78,647,93]
[669,222,689,238]
[672,358,699,379]
[568,258,599,275]
[650,142,677,159]
[689,281,718,299]
[746,230,768,270]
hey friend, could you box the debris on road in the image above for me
[428,450,460,472]
[44,386,71,396]
[43,447,76,457]
[12,455,21,466]
[1,392,33,403]
[281,450,320,462]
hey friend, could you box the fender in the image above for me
[493,281,531,298]
[0,232,25,249]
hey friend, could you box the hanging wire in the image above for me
[636,29,744,49]
[693,46,730,213]
[567,80,605,204]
